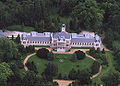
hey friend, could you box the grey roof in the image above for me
[53,32,70,39]
[71,38,95,43]
[0,30,5,37]
[26,36,50,41]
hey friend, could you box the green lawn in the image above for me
[7,25,34,32]
[27,54,94,75]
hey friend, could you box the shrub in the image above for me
[36,48,49,59]
[75,50,86,60]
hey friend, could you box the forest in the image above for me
[0,0,120,86]
[0,0,120,48]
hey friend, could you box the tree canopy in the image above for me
[72,0,104,31]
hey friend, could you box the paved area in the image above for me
[53,80,73,86]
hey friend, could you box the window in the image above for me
[66,41,69,43]
[96,44,99,46]
[23,41,26,44]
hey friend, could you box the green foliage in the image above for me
[58,73,62,79]
[26,45,35,53]
[0,62,13,81]
[36,48,49,59]
[47,51,54,61]
[75,69,92,85]
[15,34,21,44]
[75,50,86,60]
[71,53,77,62]
[101,71,120,86]
[91,61,100,75]
[7,25,34,32]
[72,0,104,31]
[89,47,96,56]
[26,61,38,74]
[68,68,77,80]
[0,38,21,62]
[44,62,58,77]
[53,81,59,86]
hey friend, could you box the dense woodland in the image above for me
[0,0,120,48]
[0,0,120,86]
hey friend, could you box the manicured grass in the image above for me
[27,54,94,75]
[7,25,34,32]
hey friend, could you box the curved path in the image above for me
[23,47,103,86]
[24,53,36,71]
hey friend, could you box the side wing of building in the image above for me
[21,32,51,47]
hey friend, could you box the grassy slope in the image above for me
[27,54,94,75]
[92,51,116,85]
[7,25,34,32]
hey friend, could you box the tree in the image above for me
[71,53,77,62]
[96,48,100,53]
[101,72,120,86]
[0,38,21,62]
[47,51,54,61]
[15,34,21,44]
[36,48,49,59]
[91,61,100,75]
[53,81,59,86]
[103,28,114,49]
[12,35,14,40]
[26,45,35,53]
[44,62,58,77]
[68,68,77,80]
[102,48,105,54]
[58,73,62,79]
[0,62,13,84]
[75,50,86,60]
[72,0,104,31]
[63,74,68,80]
[17,44,26,54]
[89,47,96,56]
[26,61,38,74]
[76,69,92,85]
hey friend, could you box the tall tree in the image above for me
[72,0,104,31]
[0,62,13,85]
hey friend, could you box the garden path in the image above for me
[23,47,103,86]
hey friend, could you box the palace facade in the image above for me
[20,24,101,52]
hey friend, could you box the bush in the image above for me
[75,50,86,60]
[71,53,77,62]
[91,61,100,75]
[47,51,54,61]
[36,48,49,59]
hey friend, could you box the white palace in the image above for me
[20,24,101,52]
